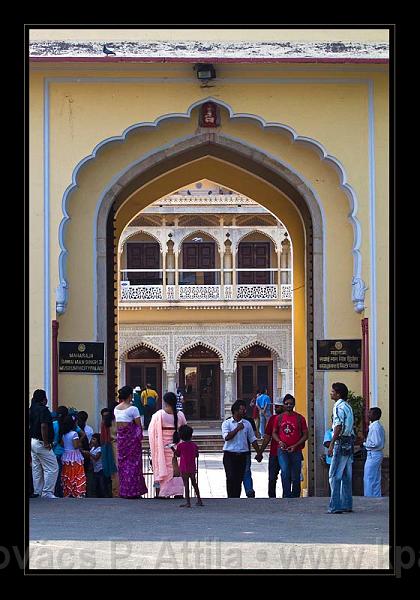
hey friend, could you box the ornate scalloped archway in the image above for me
[235,229,279,253]
[176,341,224,371]
[119,229,164,253]
[233,340,287,370]
[99,134,318,492]
[120,341,167,367]
[57,98,365,495]
[177,229,222,253]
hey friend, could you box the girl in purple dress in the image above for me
[175,425,203,508]
[114,386,148,499]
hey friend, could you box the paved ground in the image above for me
[29,453,389,570]
[198,452,277,498]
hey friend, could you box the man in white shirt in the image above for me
[221,400,263,497]
[363,407,385,497]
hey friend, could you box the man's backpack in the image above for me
[146,395,156,407]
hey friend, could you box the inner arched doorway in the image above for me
[237,345,273,414]
[95,130,325,493]
[124,346,162,406]
[179,345,221,421]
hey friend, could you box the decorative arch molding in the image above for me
[233,340,288,371]
[235,229,280,253]
[176,340,225,371]
[56,96,367,315]
[176,229,222,253]
[118,228,164,254]
[118,339,168,370]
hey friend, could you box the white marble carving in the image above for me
[120,284,164,301]
[179,285,221,301]
[236,284,278,300]
[280,284,293,300]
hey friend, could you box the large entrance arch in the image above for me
[54,94,369,495]
[94,133,324,494]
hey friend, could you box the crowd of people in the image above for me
[29,381,385,510]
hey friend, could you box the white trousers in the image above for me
[31,439,59,497]
[363,450,383,497]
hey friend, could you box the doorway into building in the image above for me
[125,346,162,406]
[179,346,220,420]
[102,132,320,492]
[237,345,273,414]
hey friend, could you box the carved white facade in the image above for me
[118,181,294,419]
[118,183,293,309]
[119,323,293,418]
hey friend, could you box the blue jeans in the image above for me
[277,449,303,498]
[268,455,280,497]
[328,444,353,512]
[242,453,254,496]
[259,413,271,437]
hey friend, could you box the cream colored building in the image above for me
[29,28,390,494]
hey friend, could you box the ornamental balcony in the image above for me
[119,268,292,308]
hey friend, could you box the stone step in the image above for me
[187,420,223,430]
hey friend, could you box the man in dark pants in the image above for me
[258,401,285,497]
[221,400,262,498]
[242,406,258,497]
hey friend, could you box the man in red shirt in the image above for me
[272,394,308,498]
[259,401,285,497]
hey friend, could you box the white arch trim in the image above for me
[56,96,366,315]
[176,229,222,253]
[120,341,167,369]
[233,340,287,369]
[235,229,279,252]
[176,341,224,370]
[119,229,164,253]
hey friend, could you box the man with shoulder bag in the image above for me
[327,382,355,514]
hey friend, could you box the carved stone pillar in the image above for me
[167,248,175,285]
[277,369,284,401]
[166,371,177,394]
[223,371,234,419]
[224,246,232,285]
[162,252,167,298]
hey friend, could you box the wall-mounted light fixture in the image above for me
[195,63,216,85]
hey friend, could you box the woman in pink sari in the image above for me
[148,391,187,498]
[114,386,148,499]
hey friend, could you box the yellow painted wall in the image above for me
[119,308,292,325]
[29,63,389,457]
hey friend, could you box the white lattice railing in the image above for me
[280,284,293,300]
[224,285,234,300]
[236,284,279,300]
[179,285,221,301]
[120,283,292,303]
[120,283,164,301]
[166,285,176,301]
